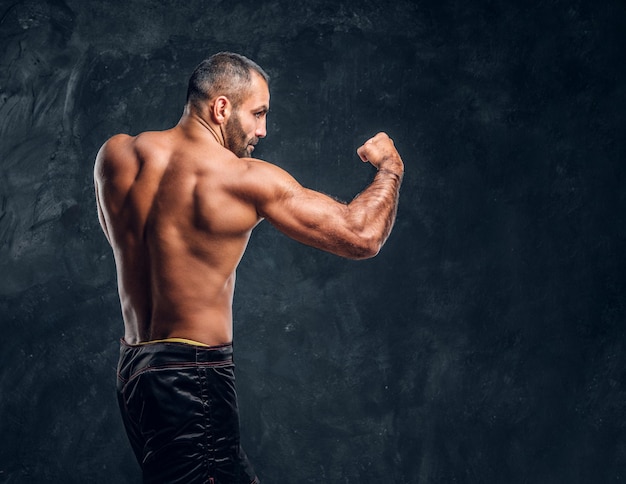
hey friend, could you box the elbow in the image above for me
[345,235,383,260]
[350,248,380,260]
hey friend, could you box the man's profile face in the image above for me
[224,72,270,158]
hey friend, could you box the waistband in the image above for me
[131,337,214,348]
[119,338,234,369]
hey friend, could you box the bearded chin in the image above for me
[224,115,249,158]
[228,140,248,158]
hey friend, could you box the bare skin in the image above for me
[94,71,404,346]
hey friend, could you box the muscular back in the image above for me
[96,100,403,346]
[95,128,261,345]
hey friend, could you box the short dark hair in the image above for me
[186,52,269,111]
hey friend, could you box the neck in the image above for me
[179,106,225,146]
[206,124,224,146]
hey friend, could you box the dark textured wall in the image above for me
[1,0,625,482]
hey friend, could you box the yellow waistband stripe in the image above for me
[138,337,212,347]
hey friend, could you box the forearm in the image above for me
[345,167,403,257]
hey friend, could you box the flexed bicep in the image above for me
[241,146,402,260]
[248,163,377,259]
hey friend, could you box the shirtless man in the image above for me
[94,52,403,483]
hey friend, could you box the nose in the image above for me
[255,119,267,138]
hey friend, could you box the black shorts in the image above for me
[116,339,260,484]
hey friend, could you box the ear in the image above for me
[211,96,231,125]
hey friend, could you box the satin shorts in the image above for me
[116,339,259,483]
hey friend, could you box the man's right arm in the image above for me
[242,132,404,259]
[93,134,142,246]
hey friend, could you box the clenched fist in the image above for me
[357,132,404,176]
